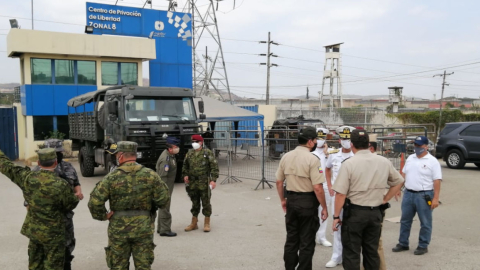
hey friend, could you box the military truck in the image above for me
[67,85,205,180]
[266,115,326,158]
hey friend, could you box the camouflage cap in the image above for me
[114,141,138,153]
[38,148,57,162]
[44,139,64,152]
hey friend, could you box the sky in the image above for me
[1,0,480,100]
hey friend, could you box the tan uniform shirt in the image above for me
[333,149,404,206]
[276,146,325,192]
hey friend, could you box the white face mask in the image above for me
[192,142,201,150]
[316,140,325,148]
[341,139,351,149]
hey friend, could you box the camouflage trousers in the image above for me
[64,215,76,270]
[105,235,156,270]
[28,240,65,270]
[186,185,212,217]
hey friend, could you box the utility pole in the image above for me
[260,32,278,105]
[433,70,454,138]
[306,86,309,100]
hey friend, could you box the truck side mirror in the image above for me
[199,114,206,120]
[198,100,205,114]
[108,101,118,116]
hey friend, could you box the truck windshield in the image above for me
[125,97,196,122]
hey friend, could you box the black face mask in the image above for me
[56,152,64,163]
[310,141,317,152]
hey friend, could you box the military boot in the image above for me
[185,216,198,231]
[204,217,211,232]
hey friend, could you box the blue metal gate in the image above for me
[0,107,18,160]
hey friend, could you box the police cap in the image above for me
[299,126,317,140]
[166,136,180,146]
[38,148,57,162]
[351,129,369,144]
[44,139,64,152]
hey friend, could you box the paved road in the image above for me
[0,160,479,269]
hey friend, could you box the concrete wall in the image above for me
[7,29,156,60]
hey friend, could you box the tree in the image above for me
[445,102,455,108]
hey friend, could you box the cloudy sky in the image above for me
[1,0,480,100]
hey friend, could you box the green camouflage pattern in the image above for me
[115,141,138,153]
[88,162,170,238]
[181,148,219,180]
[105,236,155,269]
[28,241,65,270]
[0,150,79,269]
[44,139,64,152]
[182,148,218,217]
[155,149,177,233]
[186,185,212,217]
[88,162,168,269]
[38,148,57,161]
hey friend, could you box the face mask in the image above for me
[414,147,426,156]
[341,140,351,149]
[317,140,325,148]
[172,147,180,154]
[56,152,64,163]
[192,142,201,150]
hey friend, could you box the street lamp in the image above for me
[85,25,94,34]
[9,19,19,28]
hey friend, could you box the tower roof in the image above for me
[324,42,344,48]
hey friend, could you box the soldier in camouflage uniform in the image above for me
[31,139,83,270]
[88,141,170,270]
[182,134,219,232]
[156,137,180,237]
[0,148,79,270]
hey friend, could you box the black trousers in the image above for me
[342,207,383,270]
[284,194,320,270]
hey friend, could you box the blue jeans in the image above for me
[399,190,434,249]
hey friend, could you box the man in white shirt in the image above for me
[393,136,442,256]
[324,126,355,268]
[312,128,333,247]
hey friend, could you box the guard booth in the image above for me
[0,106,19,160]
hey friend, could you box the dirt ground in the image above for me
[0,160,479,269]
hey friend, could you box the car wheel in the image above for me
[475,163,480,169]
[446,149,466,169]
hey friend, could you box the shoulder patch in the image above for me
[318,166,323,173]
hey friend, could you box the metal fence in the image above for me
[204,123,426,190]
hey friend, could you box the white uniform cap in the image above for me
[316,128,329,138]
[336,126,356,139]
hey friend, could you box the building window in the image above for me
[33,116,54,140]
[31,58,52,84]
[56,116,70,139]
[102,62,119,85]
[121,62,138,85]
[77,61,96,85]
[55,60,75,84]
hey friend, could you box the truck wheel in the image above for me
[98,104,106,130]
[446,149,466,169]
[79,146,95,177]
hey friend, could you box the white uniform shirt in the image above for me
[325,148,354,184]
[312,147,331,170]
[402,153,442,191]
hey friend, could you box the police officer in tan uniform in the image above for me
[332,129,404,270]
[276,126,329,270]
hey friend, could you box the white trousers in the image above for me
[316,187,334,242]
[316,190,343,263]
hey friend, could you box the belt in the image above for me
[286,191,315,196]
[349,203,380,210]
[406,189,433,193]
[113,210,151,217]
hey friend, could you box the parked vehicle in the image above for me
[436,122,480,169]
